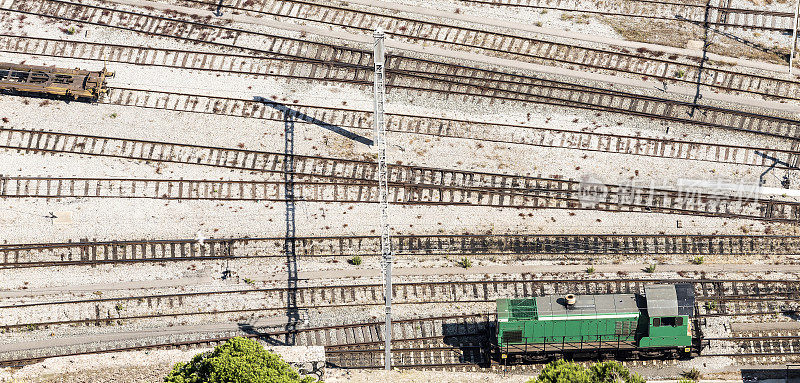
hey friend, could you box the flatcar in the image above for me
[491,283,696,363]
[0,62,113,101]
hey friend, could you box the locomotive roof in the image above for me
[497,293,641,321]
[644,284,677,317]
[536,293,640,320]
[645,284,695,317]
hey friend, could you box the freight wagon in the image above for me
[491,284,695,363]
[0,62,113,101]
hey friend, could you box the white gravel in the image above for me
[1,0,799,381]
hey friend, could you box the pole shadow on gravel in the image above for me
[254,97,373,146]
[254,98,373,345]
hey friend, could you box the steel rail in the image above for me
[107,85,800,141]
[2,233,798,267]
[176,0,800,101]
[702,334,800,357]
[3,278,797,329]
[2,297,798,366]
[0,313,487,366]
[6,295,793,331]
[3,33,798,141]
[3,3,800,139]
[3,111,797,170]
[1,175,796,223]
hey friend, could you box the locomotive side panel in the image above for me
[494,284,697,362]
[496,294,642,355]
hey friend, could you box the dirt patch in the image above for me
[600,15,787,64]
[744,0,791,4]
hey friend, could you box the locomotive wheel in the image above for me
[523,353,550,363]
[599,352,616,361]
[639,350,666,359]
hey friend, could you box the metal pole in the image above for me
[372,27,392,371]
[791,0,800,74]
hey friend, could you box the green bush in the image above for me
[644,264,657,273]
[528,360,644,383]
[164,337,316,383]
[586,266,595,274]
[457,257,472,268]
[690,256,704,265]
[528,360,591,383]
[704,300,717,311]
[589,361,645,383]
[681,367,700,381]
[347,256,362,265]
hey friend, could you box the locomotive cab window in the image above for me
[656,317,681,327]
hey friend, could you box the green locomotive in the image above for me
[492,284,695,363]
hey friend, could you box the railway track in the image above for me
[4,7,800,139]
[3,310,797,369]
[325,342,486,369]
[107,86,800,145]
[173,0,800,102]
[703,334,800,357]
[4,35,798,141]
[3,280,799,367]
[3,114,800,174]
[0,314,488,367]
[697,295,800,317]
[2,175,797,223]
[3,233,799,267]
[457,0,795,32]
[4,278,797,332]
[4,112,798,223]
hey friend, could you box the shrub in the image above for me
[243,278,256,285]
[528,360,644,383]
[704,300,717,311]
[115,303,124,311]
[529,360,591,383]
[347,256,362,265]
[65,26,76,35]
[690,256,704,265]
[586,266,595,274]
[457,257,472,268]
[644,264,657,273]
[164,337,316,383]
[589,361,645,383]
[681,367,701,381]
[674,69,685,78]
